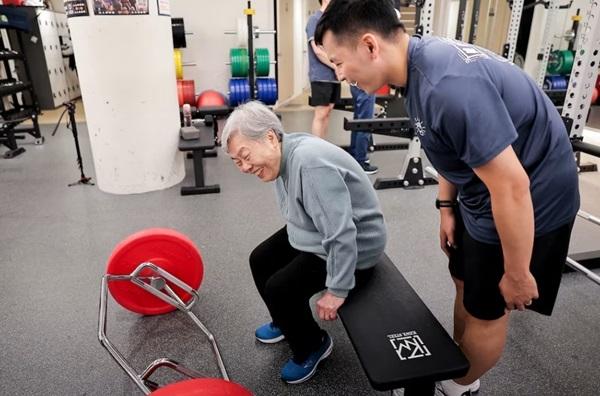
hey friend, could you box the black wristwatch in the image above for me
[435,199,457,209]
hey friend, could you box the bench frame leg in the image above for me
[180,149,220,195]
[403,381,435,396]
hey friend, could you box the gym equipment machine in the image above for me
[344,117,437,190]
[0,5,43,158]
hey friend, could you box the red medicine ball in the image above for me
[196,90,227,108]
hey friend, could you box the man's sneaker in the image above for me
[281,332,333,384]
[436,379,479,395]
[360,162,378,175]
[255,322,285,344]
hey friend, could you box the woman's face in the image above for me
[227,130,282,182]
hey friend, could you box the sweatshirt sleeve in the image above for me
[301,166,357,298]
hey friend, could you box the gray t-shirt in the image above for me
[275,133,387,297]
[403,36,579,243]
[306,10,337,82]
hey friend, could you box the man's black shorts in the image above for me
[449,210,575,320]
[309,81,340,107]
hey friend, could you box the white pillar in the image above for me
[67,0,184,194]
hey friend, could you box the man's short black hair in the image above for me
[314,0,405,46]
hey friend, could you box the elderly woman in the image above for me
[221,101,386,384]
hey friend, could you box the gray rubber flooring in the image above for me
[1,109,599,395]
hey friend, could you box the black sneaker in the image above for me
[360,162,378,175]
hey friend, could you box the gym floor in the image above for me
[1,107,599,396]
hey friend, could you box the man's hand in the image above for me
[316,292,345,321]
[440,210,456,257]
[499,271,539,311]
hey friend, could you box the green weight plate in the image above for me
[255,48,270,77]
[230,48,249,77]
[547,50,574,75]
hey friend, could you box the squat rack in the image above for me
[562,0,600,286]
[503,0,525,62]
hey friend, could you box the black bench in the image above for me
[338,253,469,395]
[178,124,220,196]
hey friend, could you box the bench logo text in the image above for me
[387,331,431,361]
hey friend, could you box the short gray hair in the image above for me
[221,101,284,153]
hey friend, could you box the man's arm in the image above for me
[438,174,457,201]
[473,145,538,311]
[438,175,458,257]
[310,40,338,72]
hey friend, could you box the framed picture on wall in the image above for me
[157,0,170,16]
[93,0,149,16]
[65,0,89,18]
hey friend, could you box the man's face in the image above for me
[321,31,386,94]
[228,131,281,182]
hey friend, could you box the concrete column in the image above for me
[67,0,184,194]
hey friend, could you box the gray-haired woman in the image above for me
[221,101,387,384]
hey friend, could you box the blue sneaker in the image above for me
[255,322,285,344]
[281,333,333,384]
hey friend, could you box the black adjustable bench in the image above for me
[178,124,220,196]
[338,253,469,395]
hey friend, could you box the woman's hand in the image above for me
[316,292,345,321]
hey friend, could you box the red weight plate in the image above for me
[177,80,185,107]
[106,228,204,315]
[150,378,253,396]
[182,80,196,106]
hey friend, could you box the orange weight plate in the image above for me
[106,228,204,315]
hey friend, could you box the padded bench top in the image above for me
[178,125,215,151]
[338,254,469,391]
[190,105,232,118]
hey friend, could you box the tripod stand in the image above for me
[52,101,94,187]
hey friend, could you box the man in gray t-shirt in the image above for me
[306,0,340,138]
[315,1,579,395]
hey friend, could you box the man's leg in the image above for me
[350,86,376,165]
[311,104,334,138]
[354,132,372,164]
[452,219,574,385]
[443,211,507,393]
[454,307,509,385]
[454,233,511,386]
[452,277,467,344]
[349,131,357,158]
